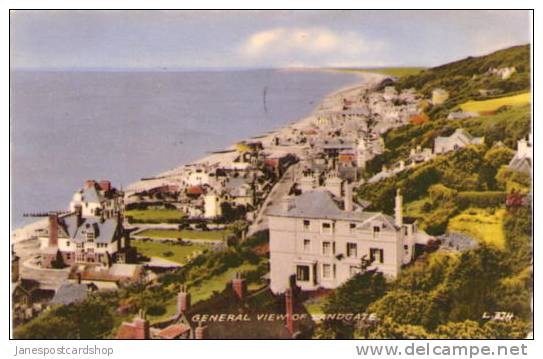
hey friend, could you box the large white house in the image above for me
[267,188,430,293]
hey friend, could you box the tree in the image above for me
[364,317,432,339]
[434,320,489,339]
[322,257,387,338]
[368,290,430,326]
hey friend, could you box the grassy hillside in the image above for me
[395,45,531,118]
[358,67,425,77]
[364,104,531,176]
[333,67,425,77]
[459,92,530,113]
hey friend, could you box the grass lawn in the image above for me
[148,263,259,324]
[447,208,506,249]
[189,263,259,304]
[124,208,185,223]
[459,92,530,113]
[404,197,431,218]
[131,239,208,264]
[136,228,230,241]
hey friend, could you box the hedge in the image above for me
[455,191,506,209]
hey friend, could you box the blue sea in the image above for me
[10,69,362,227]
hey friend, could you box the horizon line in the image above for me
[10,65,426,72]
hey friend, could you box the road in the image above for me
[247,162,301,236]
[14,238,69,291]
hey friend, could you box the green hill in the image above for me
[395,44,531,118]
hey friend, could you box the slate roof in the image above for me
[434,128,484,148]
[509,155,532,174]
[71,217,119,244]
[50,283,91,306]
[266,190,394,224]
[80,185,104,203]
[438,232,478,252]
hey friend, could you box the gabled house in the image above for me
[434,128,484,154]
[508,134,532,174]
[37,209,128,269]
[69,180,123,219]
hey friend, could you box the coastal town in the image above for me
[11,43,533,340]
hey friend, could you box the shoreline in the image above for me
[126,71,385,188]
[11,71,387,240]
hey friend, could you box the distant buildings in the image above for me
[267,189,430,293]
[434,128,484,154]
[447,111,479,120]
[488,66,517,80]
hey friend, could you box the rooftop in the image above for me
[266,190,393,223]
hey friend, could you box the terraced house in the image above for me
[267,188,431,293]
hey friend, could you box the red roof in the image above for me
[116,323,142,339]
[157,324,191,339]
[186,186,204,196]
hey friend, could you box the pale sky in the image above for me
[10,10,532,69]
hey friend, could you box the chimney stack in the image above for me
[177,285,191,314]
[232,272,246,300]
[75,205,83,227]
[344,183,353,212]
[84,180,95,189]
[98,180,112,192]
[133,317,150,340]
[282,197,295,212]
[48,212,59,247]
[395,189,403,227]
[195,322,207,339]
[285,288,294,336]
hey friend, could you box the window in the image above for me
[303,220,310,231]
[86,232,95,242]
[349,223,356,232]
[322,241,331,256]
[370,248,384,264]
[347,243,357,258]
[296,265,310,282]
[66,241,70,247]
[303,239,311,252]
[322,264,332,279]
[321,222,333,234]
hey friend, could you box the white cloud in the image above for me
[238,27,387,67]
